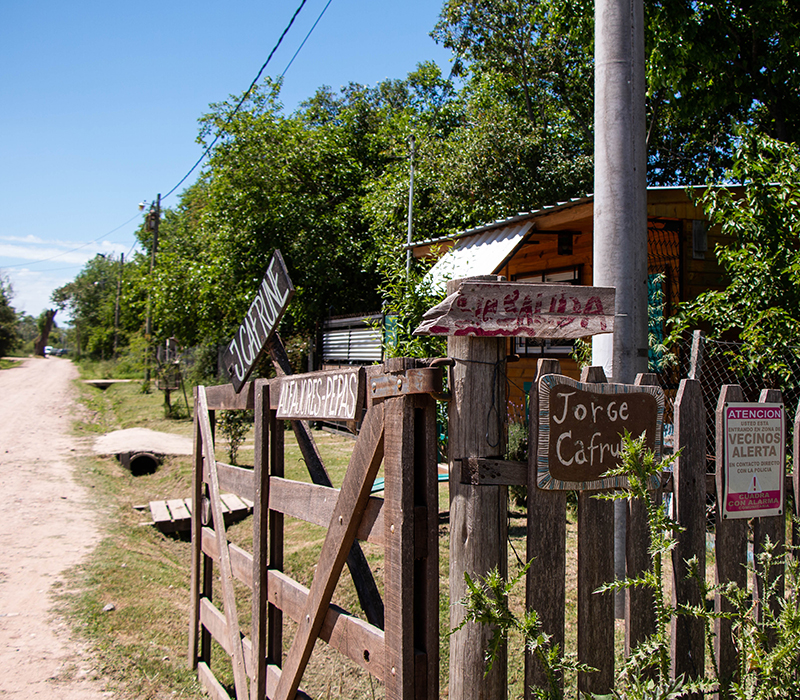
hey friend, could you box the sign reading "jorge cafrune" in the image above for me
[536,374,664,491]
[223,251,294,393]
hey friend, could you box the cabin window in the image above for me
[512,267,581,356]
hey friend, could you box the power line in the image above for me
[0,212,141,269]
[281,0,333,78]
[162,0,310,201]
[3,0,320,274]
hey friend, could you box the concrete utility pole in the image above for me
[592,0,647,383]
[592,0,648,616]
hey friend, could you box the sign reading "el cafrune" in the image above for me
[272,367,364,421]
[414,281,615,339]
[223,250,294,393]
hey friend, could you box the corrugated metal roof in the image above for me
[409,194,594,250]
[424,219,535,292]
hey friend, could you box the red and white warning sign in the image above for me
[722,403,785,519]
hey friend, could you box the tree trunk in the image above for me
[33,309,57,357]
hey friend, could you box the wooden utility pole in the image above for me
[114,253,123,356]
[144,194,160,383]
[447,276,508,700]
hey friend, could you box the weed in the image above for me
[454,561,595,699]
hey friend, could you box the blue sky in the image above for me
[0,0,452,317]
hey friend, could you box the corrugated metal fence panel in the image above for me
[322,324,383,363]
[323,329,352,359]
[348,327,383,361]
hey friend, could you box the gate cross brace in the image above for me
[272,401,386,700]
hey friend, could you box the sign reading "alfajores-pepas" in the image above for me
[273,367,364,422]
[223,250,295,393]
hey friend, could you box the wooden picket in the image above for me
[188,359,440,700]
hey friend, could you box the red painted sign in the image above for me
[414,282,615,339]
[722,403,785,519]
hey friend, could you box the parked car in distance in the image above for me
[44,346,54,356]
[55,348,68,356]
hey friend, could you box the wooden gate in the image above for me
[188,358,441,700]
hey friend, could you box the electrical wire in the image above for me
[280,0,332,78]
[0,212,141,269]
[162,0,310,201]
[2,0,320,273]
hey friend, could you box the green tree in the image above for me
[670,131,800,386]
[647,0,800,183]
[52,253,139,360]
[177,79,387,342]
[433,0,800,185]
[0,276,18,357]
[433,0,594,141]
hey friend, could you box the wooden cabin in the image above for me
[410,186,735,409]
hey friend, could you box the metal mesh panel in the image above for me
[654,332,800,471]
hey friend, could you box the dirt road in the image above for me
[0,357,108,698]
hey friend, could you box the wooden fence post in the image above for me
[688,330,704,381]
[448,277,508,700]
[251,379,270,699]
[715,384,747,690]
[794,401,800,548]
[670,378,706,685]
[188,388,204,667]
[525,358,565,697]
[383,357,439,700]
[577,366,615,695]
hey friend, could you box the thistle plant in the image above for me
[590,432,687,700]
[681,534,800,699]
[454,561,595,700]
[454,432,800,699]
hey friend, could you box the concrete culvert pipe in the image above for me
[118,451,162,476]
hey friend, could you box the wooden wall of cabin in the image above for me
[497,229,592,414]
[646,189,729,303]
[495,190,731,420]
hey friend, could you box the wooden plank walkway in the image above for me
[138,494,253,533]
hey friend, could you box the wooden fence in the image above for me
[187,349,798,699]
[502,359,796,697]
[188,357,441,700]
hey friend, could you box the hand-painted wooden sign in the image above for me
[536,374,664,490]
[722,403,785,519]
[273,367,364,422]
[223,250,294,393]
[414,281,615,338]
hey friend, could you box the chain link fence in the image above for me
[654,330,800,474]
